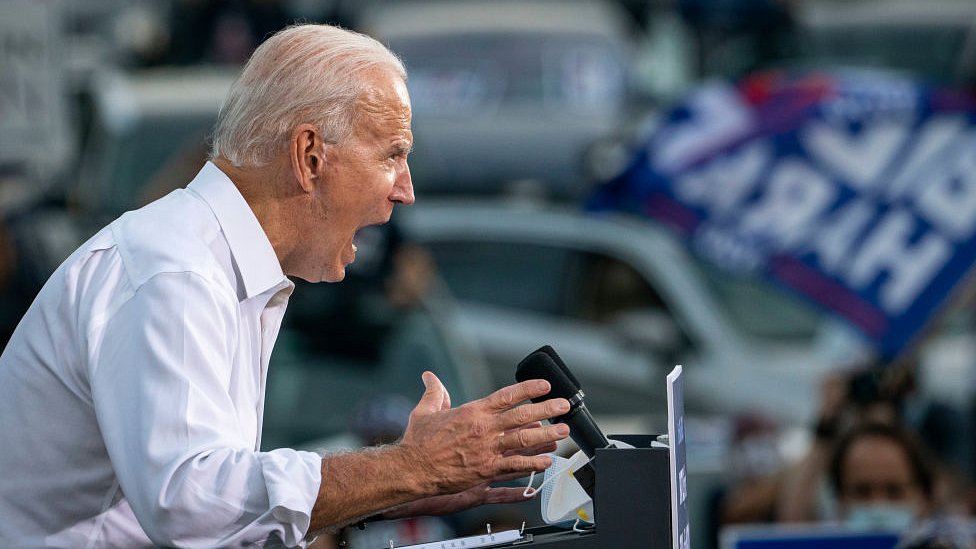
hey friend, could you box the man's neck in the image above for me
[212,157,297,274]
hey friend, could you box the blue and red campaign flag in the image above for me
[588,68,976,358]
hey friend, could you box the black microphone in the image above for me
[515,346,610,457]
[536,344,582,390]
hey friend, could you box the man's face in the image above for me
[309,69,414,283]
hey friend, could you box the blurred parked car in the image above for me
[791,0,976,87]
[73,66,238,228]
[635,0,976,105]
[399,198,870,432]
[359,0,641,201]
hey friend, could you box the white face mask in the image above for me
[845,502,918,532]
[524,450,594,527]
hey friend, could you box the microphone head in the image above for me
[536,345,581,390]
[515,349,579,402]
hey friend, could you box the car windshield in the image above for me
[391,32,628,114]
[799,24,968,84]
[81,112,214,220]
[691,258,824,341]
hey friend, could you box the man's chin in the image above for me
[294,266,345,284]
[321,267,346,283]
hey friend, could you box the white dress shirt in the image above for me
[0,163,323,548]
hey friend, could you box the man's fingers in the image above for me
[440,381,451,411]
[480,486,543,504]
[503,441,559,458]
[499,422,549,455]
[497,399,569,432]
[413,371,448,416]
[489,470,541,483]
[482,379,552,412]
[505,421,543,433]
[495,454,554,477]
[497,423,568,454]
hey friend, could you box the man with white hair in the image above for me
[0,24,570,547]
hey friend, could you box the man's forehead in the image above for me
[356,74,411,136]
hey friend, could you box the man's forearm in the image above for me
[308,444,428,534]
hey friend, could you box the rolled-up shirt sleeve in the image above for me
[90,270,321,547]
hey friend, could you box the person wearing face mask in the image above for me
[828,422,935,532]
[0,24,571,548]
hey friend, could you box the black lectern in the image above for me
[521,434,672,548]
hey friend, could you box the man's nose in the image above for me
[392,163,415,205]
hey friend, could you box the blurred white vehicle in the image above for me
[359,0,640,200]
[400,199,871,432]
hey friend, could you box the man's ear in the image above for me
[291,123,324,193]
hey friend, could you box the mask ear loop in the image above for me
[522,458,574,497]
[573,518,593,534]
[523,470,540,497]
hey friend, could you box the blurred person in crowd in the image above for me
[776,364,895,523]
[705,413,786,549]
[0,166,39,346]
[0,166,78,348]
[0,215,26,346]
[829,422,976,548]
[777,360,970,523]
[829,423,935,532]
[0,24,571,547]
[296,216,435,362]
[167,0,292,65]
[325,222,403,357]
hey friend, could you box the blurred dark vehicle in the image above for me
[359,0,641,201]
[73,66,238,228]
[0,184,78,348]
[790,0,976,87]
[636,0,976,104]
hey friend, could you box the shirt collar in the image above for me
[186,162,289,300]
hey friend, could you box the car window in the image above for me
[392,32,628,114]
[693,259,823,341]
[799,25,969,84]
[574,252,669,323]
[426,240,577,315]
[426,239,681,328]
[426,231,823,345]
[82,113,213,219]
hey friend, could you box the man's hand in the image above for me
[398,371,570,498]
[386,420,561,518]
[384,481,537,520]
[307,372,569,534]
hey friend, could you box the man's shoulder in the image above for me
[109,190,231,291]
